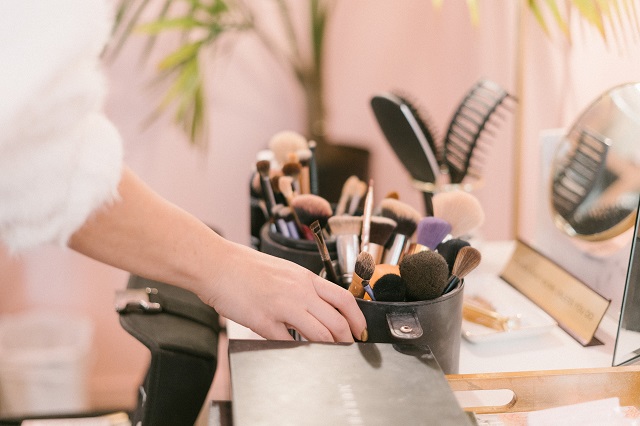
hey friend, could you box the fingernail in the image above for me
[360,328,368,342]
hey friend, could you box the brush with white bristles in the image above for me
[269,130,308,167]
[432,190,485,239]
[328,215,363,286]
[335,175,361,216]
[348,179,369,215]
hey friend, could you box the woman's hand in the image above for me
[201,240,367,342]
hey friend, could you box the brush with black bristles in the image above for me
[406,216,452,255]
[436,238,471,275]
[379,198,422,265]
[432,189,485,240]
[335,175,362,216]
[328,215,363,286]
[372,273,407,302]
[291,194,333,239]
[256,160,277,218]
[365,216,397,264]
[348,251,376,299]
[399,250,450,301]
[442,246,482,295]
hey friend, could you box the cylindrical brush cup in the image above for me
[259,223,337,275]
[321,261,464,374]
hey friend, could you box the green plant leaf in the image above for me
[157,41,203,71]
[572,0,607,38]
[137,17,204,34]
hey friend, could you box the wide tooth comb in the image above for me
[443,79,516,184]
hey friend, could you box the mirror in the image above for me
[614,198,640,366]
[550,82,640,242]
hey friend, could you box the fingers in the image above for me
[254,320,295,342]
[311,275,368,342]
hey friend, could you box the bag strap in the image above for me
[115,276,220,332]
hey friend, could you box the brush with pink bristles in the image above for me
[432,190,485,240]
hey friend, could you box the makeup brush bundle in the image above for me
[371,78,516,215]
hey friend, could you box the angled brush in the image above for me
[442,246,482,295]
[443,79,516,184]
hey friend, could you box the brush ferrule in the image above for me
[382,234,409,266]
[405,242,429,256]
[348,273,365,298]
[336,234,359,284]
[366,243,385,265]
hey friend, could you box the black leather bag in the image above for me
[116,275,220,426]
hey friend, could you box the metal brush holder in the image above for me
[259,223,337,275]
[320,261,464,374]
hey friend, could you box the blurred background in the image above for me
[0,0,638,413]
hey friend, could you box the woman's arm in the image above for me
[69,166,367,342]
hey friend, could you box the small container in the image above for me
[259,223,337,275]
[321,262,464,374]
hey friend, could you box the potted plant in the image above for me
[109,0,369,202]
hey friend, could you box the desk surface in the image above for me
[227,240,620,374]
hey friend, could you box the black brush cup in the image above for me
[321,262,464,374]
[259,224,337,275]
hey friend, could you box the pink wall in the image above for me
[1,0,636,410]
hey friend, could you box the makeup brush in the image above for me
[335,175,362,216]
[348,251,376,299]
[379,198,422,265]
[365,216,397,264]
[372,273,407,302]
[406,217,452,255]
[282,161,302,195]
[370,263,400,288]
[348,179,369,215]
[432,190,485,239]
[278,206,300,240]
[399,251,449,301]
[268,130,308,166]
[328,215,363,286]
[296,148,312,194]
[270,204,292,238]
[308,140,319,195]
[291,194,333,235]
[436,238,471,275]
[360,179,375,252]
[311,220,339,285]
[278,176,307,239]
[442,246,481,295]
[256,160,277,218]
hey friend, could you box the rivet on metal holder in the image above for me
[400,325,413,334]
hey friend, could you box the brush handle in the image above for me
[308,141,319,195]
[311,221,339,284]
[259,176,277,218]
[382,234,408,266]
[360,181,374,252]
[423,191,434,216]
[442,275,460,295]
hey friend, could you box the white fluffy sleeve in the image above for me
[0,0,123,252]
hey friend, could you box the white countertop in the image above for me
[227,240,622,375]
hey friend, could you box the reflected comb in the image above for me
[552,128,610,220]
[443,79,516,184]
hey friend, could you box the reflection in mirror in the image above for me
[550,82,640,242]
[614,198,640,366]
